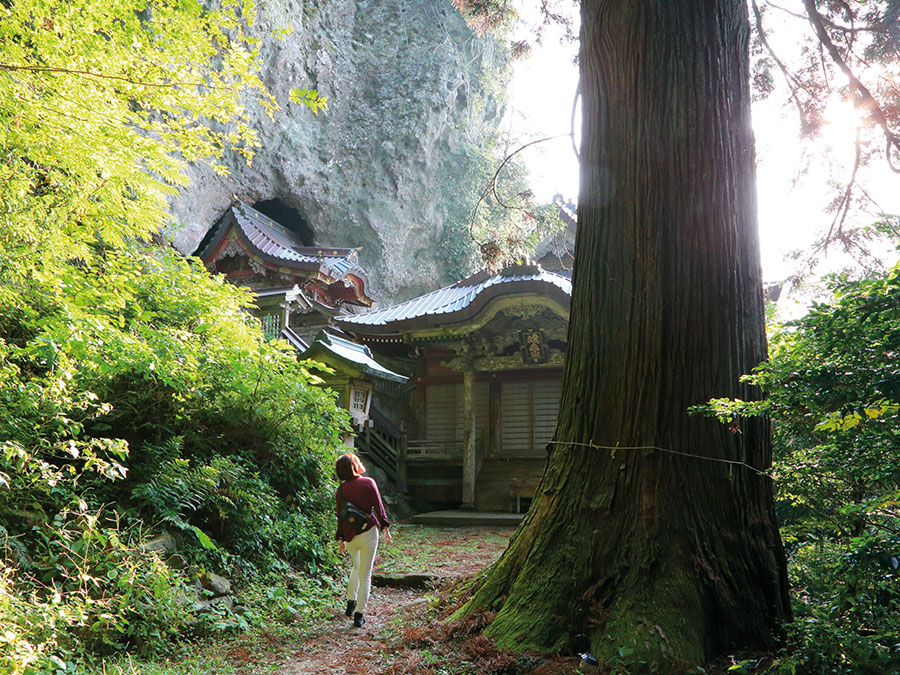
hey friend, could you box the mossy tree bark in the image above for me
[460,0,791,668]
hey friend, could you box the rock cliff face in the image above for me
[169,0,508,302]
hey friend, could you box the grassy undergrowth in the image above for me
[377,526,516,578]
[83,525,516,675]
[70,573,341,675]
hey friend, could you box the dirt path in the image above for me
[277,585,425,674]
[224,524,728,675]
[275,525,516,675]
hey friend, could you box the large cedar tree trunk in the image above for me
[461,0,791,667]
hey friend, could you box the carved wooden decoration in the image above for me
[519,330,547,364]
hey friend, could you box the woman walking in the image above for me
[335,452,391,627]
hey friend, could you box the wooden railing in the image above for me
[370,404,403,441]
[359,425,399,484]
[355,404,403,485]
[405,440,463,459]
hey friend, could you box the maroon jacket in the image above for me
[335,475,390,542]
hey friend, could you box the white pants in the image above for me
[346,526,379,614]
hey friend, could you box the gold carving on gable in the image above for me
[519,330,548,364]
[502,305,545,321]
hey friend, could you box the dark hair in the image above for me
[335,453,365,482]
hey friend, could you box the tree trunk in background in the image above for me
[460,0,791,667]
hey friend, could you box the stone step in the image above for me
[372,573,441,589]
[409,510,524,526]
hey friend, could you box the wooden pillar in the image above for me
[398,429,408,493]
[489,379,501,457]
[461,364,476,510]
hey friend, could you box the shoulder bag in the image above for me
[339,483,372,534]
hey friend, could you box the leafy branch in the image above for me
[0,63,225,90]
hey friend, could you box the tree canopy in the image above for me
[0,0,325,263]
[2,0,259,255]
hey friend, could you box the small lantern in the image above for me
[348,380,372,429]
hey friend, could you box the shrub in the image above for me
[0,0,339,665]
[0,242,348,663]
[696,264,900,672]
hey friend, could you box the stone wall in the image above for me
[168,0,509,302]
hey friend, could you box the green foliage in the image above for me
[0,241,349,663]
[289,87,328,115]
[0,0,346,667]
[697,265,900,672]
[0,516,196,672]
[0,0,325,273]
[0,0,266,265]
[60,573,339,675]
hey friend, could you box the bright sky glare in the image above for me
[504,5,900,294]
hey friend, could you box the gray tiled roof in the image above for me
[228,201,365,281]
[338,265,571,328]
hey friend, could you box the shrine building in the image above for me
[193,200,375,349]
[337,263,571,512]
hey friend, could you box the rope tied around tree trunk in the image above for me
[546,440,770,476]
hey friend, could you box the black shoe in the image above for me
[353,611,365,627]
[345,600,356,617]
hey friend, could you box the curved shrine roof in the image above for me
[336,264,571,336]
[301,332,408,384]
[195,201,372,305]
